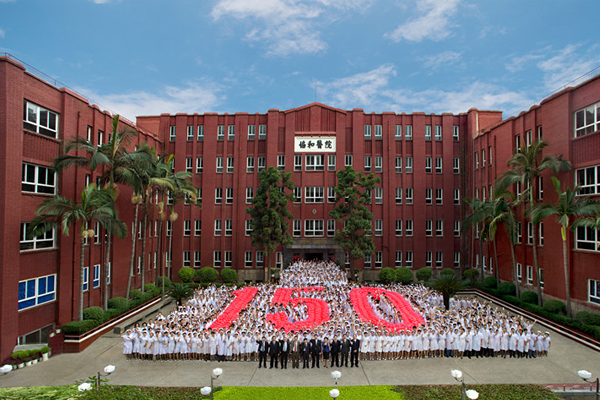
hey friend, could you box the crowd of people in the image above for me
[121,260,551,366]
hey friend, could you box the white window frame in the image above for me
[187,125,194,141]
[395,220,402,236]
[216,157,223,173]
[246,187,254,204]
[305,186,325,203]
[375,187,383,204]
[405,125,413,140]
[195,220,201,236]
[328,154,336,171]
[278,155,286,170]
[435,125,442,141]
[406,187,413,204]
[405,157,413,173]
[214,219,222,236]
[214,251,222,268]
[196,157,203,174]
[435,157,442,174]
[197,125,204,141]
[589,279,600,304]
[575,101,600,137]
[20,222,55,251]
[18,274,57,311]
[395,251,402,267]
[395,187,402,204]
[215,188,222,204]
[395,157,402,173]
[226,157,234,173]
[305,155,324,171]
[22,163,56,195]
[248,125,256,139]
[345,154,353,166]
[304,219,324,237]
[225,187,233,204]
[183,220,191,236]
[406,220,413,236]
[169,125,176,141]
[364,156,372,172]
[257,156,266,172]
[217,125,225,140]
[375,219,383,236]
[405,251,413,268]
[23,101,59,138]
[425,125,432,140]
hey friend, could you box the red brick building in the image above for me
[1,54,599,361]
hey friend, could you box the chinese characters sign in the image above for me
[294,136,336,152]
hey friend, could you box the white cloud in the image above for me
[422,51,462,70]
[0,28,5,39]
[74,81,224,122]
[386,0,461,42]
[505,52,545,73]
[91,0,112,3]
[537,44,600,91]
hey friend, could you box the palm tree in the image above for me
[531,177,600,317]
[168,283,194,306]
[492,187,521,297]
[463,197,487,283]
[430,272,465,310]
[27,184,126,321]
[497,139,571,305]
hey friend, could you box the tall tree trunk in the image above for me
[103,231,112,310]
[493,237,500,284]
[158,215,164,297]
[79,236,86,321]
[126,202,140,299]
[509,236,519,298]
[532,224,543,306]
[141,202,148,292]
[479,225,484,283]
[264,250,271,282]
[168,219,174,280]
[562,228,572,318]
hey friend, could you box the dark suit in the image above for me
[350,338,360,367]
[257,340,268,368]
[310,338,322,368]
[290,339,301,369]
[330,339,341,367]
[279,339,290,369]
[340,339,351,367]
[300,341,311,368]
[269,340,280,368]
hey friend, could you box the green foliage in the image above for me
[178,267,195,283]
[40,346,50,354]
[197,266,218,283]
[483,276,498,288]
[329,166,380,269]
[497,282,516,296]
[430,273,465,310]
[107,296,128,311]
[575,311,600,326]
[83,306,107,323]
[0,385,82,400]
[129,289,143,300]
[379,267,396,284]
[168,283,194,306]
[10,350,28,360]
[156,276,172,291]
[463,268,479,282]
[395,267,413,285]
[61,320,99,335]
[395,384,560,400]
[439,268,455,277]
[128,299,143,309]
[543,299,566,314]
[104,308,121,319]
[141,291,154,303]
[144,283,157,292]
[521,290,538,304]
[221,268,238,283]
[415,267,432,282]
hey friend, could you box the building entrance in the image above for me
[305,252,324,261]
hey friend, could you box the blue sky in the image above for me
[1,0,600,121]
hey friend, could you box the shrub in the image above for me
[395,267,413,285]
[576,311,600,326]
[463,268,480,282]
[61,320,98,335]
[416,267,432,282]
[144,283,156,292]
[483,276,497,288]
[141,292,154,303]
[40,346,50,354]
[178,267,195,283]
[104,308,121,320]
[197,266,218,283]
[107,297,128,311]
[200,282,210,288]
[10,350,28,360]
[502,295,522,307]
[214,282,223,288]
[129,289,143,300]
[156,276,172,291]
[439,268,455,277]
[497,282,516,296]
[82,307,107,323]
[221,268,238,284]
[543,299,566,314]
[521,290,538,304]
[128,299,143,309]
[379,267,396,284]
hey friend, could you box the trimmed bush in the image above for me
[521,290,538,304]
[497,282,516,296]
[395,267,413,285]
[178,267,195,283]
[141,292,154,303]
[129,289,143,300]
[144,283,156,292]
[156,276,172,291]
[416,267,432,282]
[543,299,566,314]
[576,311,600,326]
[82,306,107,323]
[128,299,143,309]
[463,269,480,282]
[61,320,98,335]
[214,282,223,288]
[379,267,396,284]
[10,350,28,360]
[221,268,238,284]
[40,346,50,354]
[483,276,497,288]
[107,297,128,311]
[439,268,455,277]
[200,282,210,288]
[104,308,121,319]
[197,266,218,283]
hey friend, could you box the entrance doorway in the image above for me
[305,252,324,261]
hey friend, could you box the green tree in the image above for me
[430,272,465,310]
[463,197,487,283]
[497,139,571,305]
[329,166,380,274]
[27,185,126,321]
[168,283,194,306]
[492,187,521,297]
[247,166,295,282]
[531,177,600,317]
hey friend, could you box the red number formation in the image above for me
[266,287,330,332]
[210,287,259,330]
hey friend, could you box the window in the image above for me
[248,125,256,139]
[517,222,522,243]
[22,163,56,194]
[374,156,383,172]
[436,219,443,236]
[538,176,544,200]
[327,219,335,236]
[83,266,90,291]
[454,252,460,268]
[364,125,372,139]
[197,125,204,141]
[489,258,493,274]
[86,125,92,141]
[527,222,534,245]
[425,220,432,236]
[305,220,324,236]
[481,150,486,167]
[395,188,402,204]
[194,251,201,268]
[454,188,460,205]
[215,188,222,204]
[435,188,443,205]
[575,101,600,137]
[576,226,600,251]
[453,126,459,141]
[185,157,192,173]
[395,220,402,236]
[194,220,201,236]
[364,253,372,269]
[435,125,442,140]
[258,124,267,139]
[452,158,460,174]
[375,187,383,204]
[294,155,302,171]
[405,157,413,173]
[246,157,255,173]
[576,165,600,195]
[539,223,544,246]
[405,125,413,140]
[364,156,372,172]
[169,125,176,141]
[435,157,442,173]
[395,251,402,267]
[425,157,432,173]
[395,157,402,173]
[216,157,223,173]
[489,146,493,165]
[214,219,222,236]
[225,220,232,236]
[186,125,194,141]
[246,187,254,204]
[20,223,54,251]
[425,251,432,267]
[406,188,413,204]
[515,135,521,151]
[406,220,413,236]
[425,188,432,205]
[23,101,59,138]
[256,251,264,267]
[374,125,382,139]
[245,219,253,236]
[214,251,222,268]
[183,251,191,268]
[474,152,479,169]
[524,264,533,285]
[227,157,234,173]
[245,251,253,268]
[345,154,353,166]
[375,251,383,268]
[217,125,225,140]
[436,252,443,268]
[395,125,402,139]
[228,125,235,140]
[305,186,324,203]
[18,274,56,311]
[196,188,202,205]
[293,187,302,203]
[166,221,172,237]
[255,156,264,172]
[293,220,301,237]
[425,125,432,140]
[328,187,336,203]
[183,220,191,236]
[405,251,413,268]
[225,187,233,204]
[97,130,105,145]
[306,155,324,171]
[375,219,383,236]
[278,155,286,170]
[196,157,203,174]
[92,264,100,288]
[589,279,600,304]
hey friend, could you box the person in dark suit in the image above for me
[269,337,280,369]
[300,338,311,369]
[350,334,361,367]
[290,336,301,369]
[330,335,341,368]
[310,337,322,368]
[279,337,290,369]
[340,334,351,367]
[257,336,268,368]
